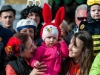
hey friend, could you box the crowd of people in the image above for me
[0,0,100,75]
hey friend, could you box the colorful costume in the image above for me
[30,3,68,75]
[79,0,100,56]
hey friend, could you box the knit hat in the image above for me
[16,19,37,31]
[87,0,100,6]
[5,37,21,55]
[40,3,65,40]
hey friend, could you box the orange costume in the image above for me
[68,60,80,75]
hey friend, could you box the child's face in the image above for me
[44,36,58,47]
[90,5,100,20]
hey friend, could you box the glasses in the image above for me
[77,17,87,21]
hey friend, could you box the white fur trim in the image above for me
[42,25,58,40]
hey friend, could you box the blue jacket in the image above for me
[0,25,14,69]
[0,25,14,46]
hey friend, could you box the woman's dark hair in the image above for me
[5,33,29,62]
[13,33,29,45]
[20,5,43,38]
[60,31,94,75]
[20,5,42,18]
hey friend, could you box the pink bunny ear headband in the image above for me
[40,3,65,40]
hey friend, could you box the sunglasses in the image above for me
[77,17,87,21]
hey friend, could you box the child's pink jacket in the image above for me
[30,41,68,75]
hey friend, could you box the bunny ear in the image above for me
[43,3,52,23]
[55,7,65,26]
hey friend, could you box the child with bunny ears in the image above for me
[30,3,69,75]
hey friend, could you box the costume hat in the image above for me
[87,0,100,6]
[16,19,37,31]
[40,3,65,40]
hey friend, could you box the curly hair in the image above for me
[20,5,43,23]
[20,5,43,36]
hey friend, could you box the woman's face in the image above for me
[27,12,40,26]
[20,28,35,40]
[21,36,36,59]
[68,37,83,61]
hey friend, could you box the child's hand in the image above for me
[34,61,40,68]
[58,37,64,43]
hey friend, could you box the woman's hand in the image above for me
[29,62,47,75]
